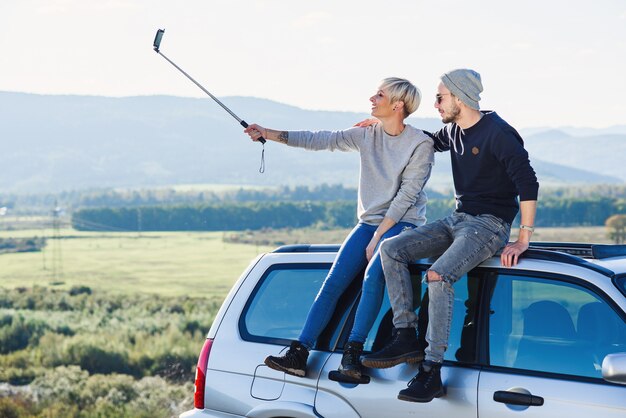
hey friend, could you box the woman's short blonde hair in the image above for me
[380,77,421,118]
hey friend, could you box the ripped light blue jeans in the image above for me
[380,212,510,363]
[298,221,415,349]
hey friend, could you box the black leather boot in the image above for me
[361,327,423,368]
[338,341,364,379]
[397,360,444,402]
[264,341,309,377]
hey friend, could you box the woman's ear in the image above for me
[393,101,404,112]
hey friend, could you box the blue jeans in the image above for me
[380,212,510,362]
[298,221,415,349]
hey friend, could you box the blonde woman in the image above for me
[245,77,434,379]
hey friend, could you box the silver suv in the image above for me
[181,243,626,418]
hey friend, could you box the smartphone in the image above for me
[153,29,165,52]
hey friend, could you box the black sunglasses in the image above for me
[436,93,451,104]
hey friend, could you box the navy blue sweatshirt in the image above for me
[429,111,539,224]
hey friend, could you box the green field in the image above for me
[511,226,612,244]
[0,229,274,298]
[0,225,613,298]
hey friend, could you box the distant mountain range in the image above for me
[0,91,623,193]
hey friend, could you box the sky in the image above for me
[1,0,625,129]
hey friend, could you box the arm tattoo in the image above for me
[278,131,289,144]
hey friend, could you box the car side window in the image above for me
[363,268,481,363]
[241,265,330,342]
[488,273,626,378]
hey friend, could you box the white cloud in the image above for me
[94,0,139,12]
[577,48,595,56]
[512,42,533,50]
[5,0,625,128]
[35,0,75,14]
[36,0,137,15]
[291,11,333,29]
[315,36,335,45]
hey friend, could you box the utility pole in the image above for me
[137,207,142,237]
[51,201,64,282]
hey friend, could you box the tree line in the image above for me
[7,183,626,216]
[0,238,45,254]
[72,201,360,231]
[71,197,626,232]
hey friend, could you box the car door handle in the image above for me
[493,390,544,406]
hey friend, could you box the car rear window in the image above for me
[240,264,331,343]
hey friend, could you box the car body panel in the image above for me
[478,369,626,417]
[181,244,626,418]
[317,353,479,418]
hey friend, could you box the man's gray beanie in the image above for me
[441,69,483,110]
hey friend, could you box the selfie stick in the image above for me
[152,29,266,145]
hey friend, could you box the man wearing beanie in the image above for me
[361,68,539,402]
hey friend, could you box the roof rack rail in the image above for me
[271,242,624,277]
[528,242,594,258]
[528,242,626,260]
[274,242,626,258]
[523,248,614,277]
[273,244,341,253]
[592,244,626,259]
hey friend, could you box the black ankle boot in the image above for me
[397,360,444,402]
[361,327,423,369]
[264,341,309,377]
[338,341,363,379]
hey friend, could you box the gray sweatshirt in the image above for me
[287,123,435,226]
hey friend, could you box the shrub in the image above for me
[31,365,88,406]
[0,348,32,369]
[30,366,193,418]
[606,214,626,244]
[37,332,69,368]
[67,344,138,376]
[0,315,11,327]
[35,401,79,417]
[0,315,49,354]
[150,353,195,383]
[69,285,92,296]
[183,320,201,336]
[0,286,216,415]
[0,396,30,418]
[0,237,45,254]
[2,366,39,385]
[127,376,193,418]
[55,324,75,336]
[80,373,138,410]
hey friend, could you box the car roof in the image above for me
[272,242,626,277]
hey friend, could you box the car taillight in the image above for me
[194,338,213,409]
